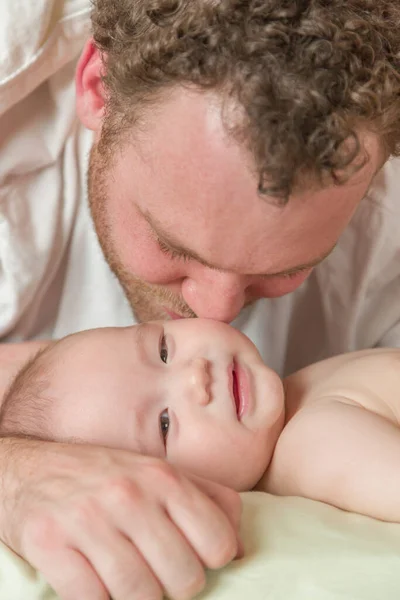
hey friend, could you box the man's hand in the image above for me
[0,438,242,600]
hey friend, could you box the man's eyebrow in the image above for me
[143,210,335,277]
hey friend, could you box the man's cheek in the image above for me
[122,241,187,285]
[250,269,312,299]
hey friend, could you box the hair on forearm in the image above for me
[0,347,54,440]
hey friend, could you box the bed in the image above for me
[2,492,400,599]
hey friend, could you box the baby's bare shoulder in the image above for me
[284,348,400,425]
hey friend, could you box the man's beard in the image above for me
[87,143,196,323]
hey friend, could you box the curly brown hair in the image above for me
[91,0,400,200]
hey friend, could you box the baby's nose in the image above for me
[190,357,211,406]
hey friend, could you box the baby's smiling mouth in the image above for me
[228,361,244,419]
[232,367,241,418]
[229,360,252,420]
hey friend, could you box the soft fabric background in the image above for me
[0,0,90,117]
[1,493,400,599]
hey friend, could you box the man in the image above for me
[0,1,399,599]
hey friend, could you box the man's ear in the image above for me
[75,39,106,132]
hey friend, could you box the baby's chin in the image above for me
[230,430,283,491]
[211,454,272,492]
[227,464,270,492]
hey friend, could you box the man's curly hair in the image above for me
[91,0,400,200]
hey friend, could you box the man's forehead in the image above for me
[120,90,382,275]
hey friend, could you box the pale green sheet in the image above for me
[1,493,400,599]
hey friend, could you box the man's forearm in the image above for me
[0,342,50,403]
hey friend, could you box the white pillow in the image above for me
[0,0,91,116]
[2,493,400,599]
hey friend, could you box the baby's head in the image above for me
[0,319,284,491]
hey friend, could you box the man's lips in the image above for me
[163,307,183,320]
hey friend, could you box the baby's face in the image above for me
[47,319,284,490]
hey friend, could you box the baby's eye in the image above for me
[160,409,170,445]
[159,333,168,364]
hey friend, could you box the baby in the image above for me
[2,318,400,523]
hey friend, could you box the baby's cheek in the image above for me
[205,431,272,491]
[166,422,271,491]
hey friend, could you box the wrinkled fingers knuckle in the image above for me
[71,498,100,529]
[148,461,182,491]
[122,578,163,600]
[173,568,206,600]
[62,582,108,600]
[206,534,237,569]
[106,476,143,509]
[24,514,59,553]
[102,553,155,592]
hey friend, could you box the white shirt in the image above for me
[1,0,400,377]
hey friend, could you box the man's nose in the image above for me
[181,270,247,323]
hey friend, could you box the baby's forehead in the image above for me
[51,326,136,366]
[55,327,117,351]
[43,333,98,378]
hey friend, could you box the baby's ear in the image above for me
[75,39,106,132]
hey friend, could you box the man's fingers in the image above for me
[235,538,245,560]
[69,502,163,600]
[189,474,244,559]
[190,474,242,531]
[22,515,109,600]
[115,502,206,600]
[167,476,240,570]
[31,545,108,600]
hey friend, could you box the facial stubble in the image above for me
[87,143,197,322]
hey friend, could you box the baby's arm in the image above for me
[262,398,400,522]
